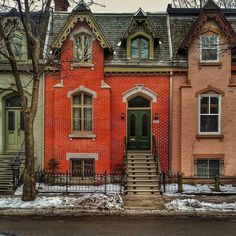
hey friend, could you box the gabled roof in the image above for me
[179,0,236,50]
[51,1,112,49]
[122,8,159,39]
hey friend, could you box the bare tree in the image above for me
[172,0,236,8]
[0,0,103,201]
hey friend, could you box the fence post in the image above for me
[178,173,183,193]
[162,172,166,193]
[215,176,220,192]
[104,170,107,195]
[66,171,69,194]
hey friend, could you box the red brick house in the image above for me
[45,0,171,183]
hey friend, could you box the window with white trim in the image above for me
[74,34,92,62]
[195,159,223,178]
[131,37,149,59]
[199,94,221,134]
[200,34,219,62]
[71,159,94,177]
[72,93,93,132]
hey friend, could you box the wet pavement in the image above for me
[0,215,236,236]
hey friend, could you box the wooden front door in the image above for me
[5,109,24,152]
[127,110,151,150]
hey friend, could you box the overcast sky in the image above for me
[88,0,172,13]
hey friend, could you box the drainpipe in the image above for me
[167,12,173,173]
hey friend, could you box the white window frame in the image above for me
[198,94,221,135]
[200,34,219,62]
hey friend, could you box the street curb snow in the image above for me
[1,208,236,218]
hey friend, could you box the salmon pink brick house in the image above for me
[44,1,171,178]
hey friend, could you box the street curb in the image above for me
[0,208,236,218]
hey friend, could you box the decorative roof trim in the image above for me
[122,13,158,39]
[180,9,236,49]
[122,84,157,102]
[195,85,225,97]
[52,12,112,49]
[67,85,97,98]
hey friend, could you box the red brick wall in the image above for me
[106,75,170,172]
[45,32,111,173]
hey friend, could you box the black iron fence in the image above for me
[34,170,125,195]
[160,172,236,194]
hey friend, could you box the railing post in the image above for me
[104,170,107,194]
[66,171,69,194]
[163,172,166,193]
[215,176,220,192]
[178,173,183,193]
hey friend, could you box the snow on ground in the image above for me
[165,199,236,212]
[14,183,123,196]
[0,193,123,210]
[162,184,236,195]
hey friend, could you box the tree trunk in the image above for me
[22,109,36,201]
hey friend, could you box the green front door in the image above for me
[127,110,151,150]
[5,109,24,152]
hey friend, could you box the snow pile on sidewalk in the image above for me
[163,184,236,195]
[165,199,236,212]
[0,193,123,210]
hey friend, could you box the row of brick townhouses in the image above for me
[1,0,236,182]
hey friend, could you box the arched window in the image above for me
[72,93,93,132]
[131,37,149,59]
[74,33,92,62]
[128,95,150,108]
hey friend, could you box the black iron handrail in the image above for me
[153,135,161,174]
[124,136,128,175]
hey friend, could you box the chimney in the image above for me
[54,0,70,11]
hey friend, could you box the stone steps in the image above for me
[125,153,160,195]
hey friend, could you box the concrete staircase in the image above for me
[126,153,161,195]
[0,154,14,195]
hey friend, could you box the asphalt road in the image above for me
[0,215,236,236]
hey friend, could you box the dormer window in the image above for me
[74,33,92,62]
[11,35,23,57]
[200,34,219,62]
[126,32,154,60]
[131,37,149,59]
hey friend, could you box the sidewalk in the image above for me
[0,193,236,217]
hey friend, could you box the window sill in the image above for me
[196,134,224,140]
[198,61,222,69]
[71,62,94,68]
[69,133,96,139]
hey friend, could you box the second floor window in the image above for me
[199,94,221,134]
[131,37,149,59]
[74,34,92,62]
[200,34,219,62]
[72,93,93,132]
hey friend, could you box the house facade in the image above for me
[45,1,171,175]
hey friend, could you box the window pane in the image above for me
[84,159,94,177]
[209,160,220,177]
[130,114,136,136]
[197,160,208,178]
[128,96,150,108]
[84,107,92,131]
[84,94,92,105]
[73,108,81,131]
[71,160,82,177]
[201,35,218,48]
[200,97,209,114]
[8,111,15,131]
[6,95,21,107]
[131,39,139,59]
[73,95,81,105]
[210,97,219,114]
[12,36,22,57]
[200,115,219,132]
[140,38,149,59]
[20,111,24,131]
[202,49,218,61]
[142,114,148,136]
[75,36,83,61]
[84,35,92,62]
